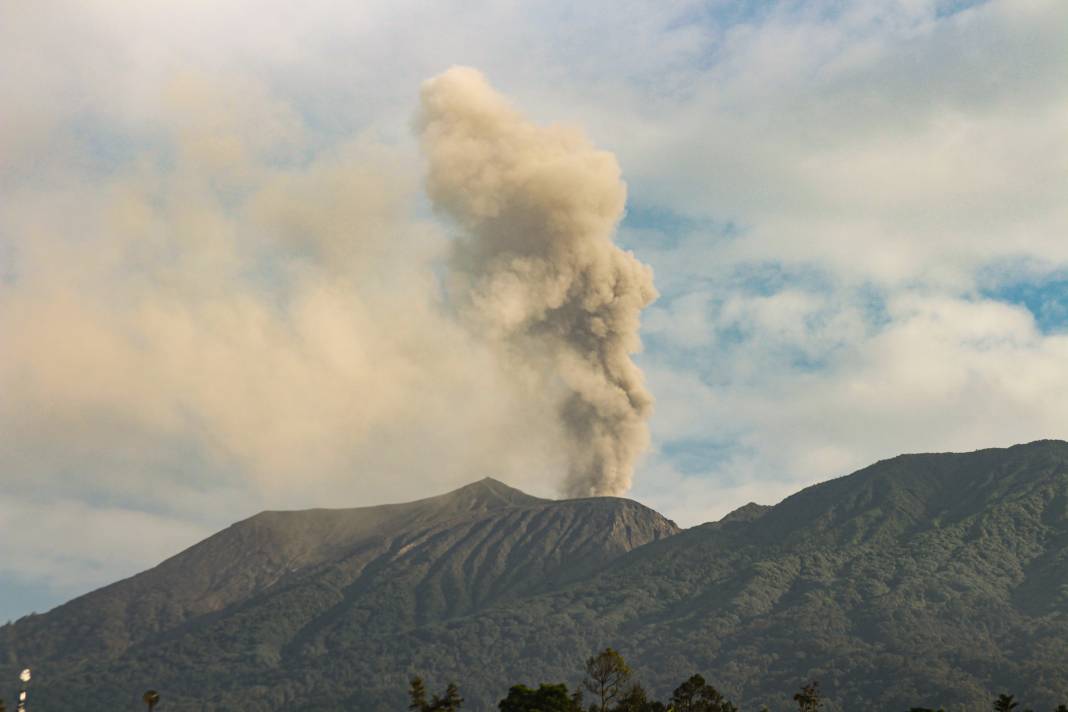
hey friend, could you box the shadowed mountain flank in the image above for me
[0,477,678,709]
[6,442,1068,711]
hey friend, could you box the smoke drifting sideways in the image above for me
[418,67,658,497]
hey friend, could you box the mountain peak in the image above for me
[720,501,771,523]
[431,477,547,513]
[10,442,1068,709]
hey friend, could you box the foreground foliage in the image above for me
[411,649,1068,711]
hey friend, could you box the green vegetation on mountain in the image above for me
[4,441,1068,710]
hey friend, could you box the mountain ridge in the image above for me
[5,441,1068,710]
[0,476,678,689]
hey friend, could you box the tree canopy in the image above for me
[498,683,581,712]
[671,674,738,712]
[584,647,631,712]
[405,645,1067,712]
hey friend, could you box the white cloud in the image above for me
[640,292,1068,526]
[2,0,1067,614]
[579,0,1068,287]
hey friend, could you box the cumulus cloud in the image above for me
[418,67,657,496]
[633,288,1068,525]
[601,0,1068,288]
[604,0,1068,524]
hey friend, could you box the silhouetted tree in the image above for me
[499,683,582,712]
[410,677,430,711]
[584,648,631,712]
[143,689,161,711]
[1055,705,1068,712]
[430,682,464,711]
[612,682,667,712]
[993,694,1018,712]
[670,674,737,712]
[794,681,823,712]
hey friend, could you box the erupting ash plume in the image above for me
[418,67,658,496]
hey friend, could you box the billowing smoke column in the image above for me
[418,67,658,496]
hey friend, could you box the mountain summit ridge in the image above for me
[0,476,678,695]
[4,441,1068,711]
[419,476,549,513]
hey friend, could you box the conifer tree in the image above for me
[409,677,430,712]
[993,694,1018,712]
[431,682,464,711]
[409,677,464,711]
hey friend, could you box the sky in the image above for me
[1,0,1066,623]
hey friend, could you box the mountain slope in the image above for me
[5,442,1068,711]
[586,439,1068,710]
[0,478,678,709]
[435,439,1068,710]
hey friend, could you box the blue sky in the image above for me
[983,273,1068,334]
[1,0,1066,623]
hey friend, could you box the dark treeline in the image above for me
[408,648,1068,712]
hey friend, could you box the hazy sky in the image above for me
[2,0,1066,622]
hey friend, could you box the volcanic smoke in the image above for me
[418,67,658,496]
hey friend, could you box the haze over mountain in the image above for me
[4,441,1068,711]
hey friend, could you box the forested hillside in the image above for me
[5,442,1068,711]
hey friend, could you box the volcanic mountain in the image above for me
[5,441,1068,711]
[0,478,678,709]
